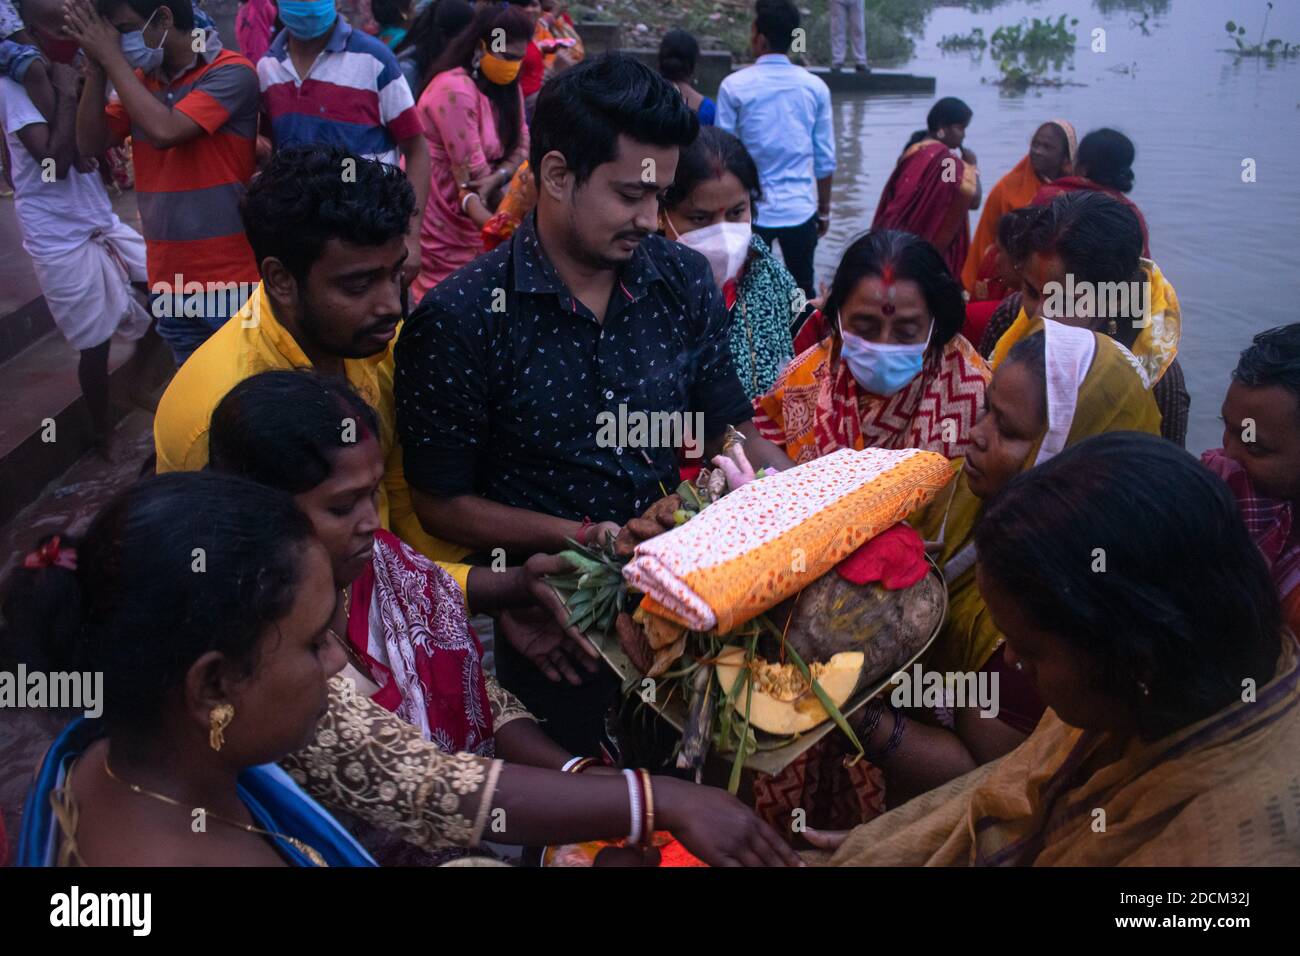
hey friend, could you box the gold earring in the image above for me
[209,703,235,752]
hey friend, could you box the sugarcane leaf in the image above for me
[727,633,758,794]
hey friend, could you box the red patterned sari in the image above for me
[753,334,991,464]
[872,139,979,276]
[346,529,495,756]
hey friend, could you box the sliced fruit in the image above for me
[715,647,864,736]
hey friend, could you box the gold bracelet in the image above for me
[635,768,654,848]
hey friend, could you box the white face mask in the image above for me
[672,220,752,288]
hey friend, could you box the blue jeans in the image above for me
[151,288,249,367]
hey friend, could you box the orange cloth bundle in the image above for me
[622,448,955,633]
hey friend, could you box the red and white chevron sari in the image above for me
[753,333,991,463]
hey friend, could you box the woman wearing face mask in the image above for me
[871,97,982,277]
[660,127,797,400]
[412,3,531,298]
[753,229,990,464]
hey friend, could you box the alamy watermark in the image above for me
[1041,274,1151,327]
[595,404,706,459]
[0,664,102,718]
[50,886,151,936]
[889,664,1000,719]
[149,275,257,321]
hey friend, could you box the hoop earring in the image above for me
[209,703,235,751]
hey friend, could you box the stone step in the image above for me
[0,331,143,529]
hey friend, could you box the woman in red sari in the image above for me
[1031,127,1150,257]
[208,370,570,766]
[871,97,982,276]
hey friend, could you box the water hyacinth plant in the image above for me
[1225,5,1299,59]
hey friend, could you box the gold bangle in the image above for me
[636,768,654,847]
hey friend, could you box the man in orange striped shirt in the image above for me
[67,0,260,364]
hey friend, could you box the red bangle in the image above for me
[576,516,594,545]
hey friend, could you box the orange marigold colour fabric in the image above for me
[622,447,956,633]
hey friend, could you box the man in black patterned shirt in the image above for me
[395,54,794,752]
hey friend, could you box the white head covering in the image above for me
[1034,319,1097,467]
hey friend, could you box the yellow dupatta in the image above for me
[921,319,1163,675]
[990,259,1181,385]
[821,639,1300,866]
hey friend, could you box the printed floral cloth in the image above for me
[623,447,955,633]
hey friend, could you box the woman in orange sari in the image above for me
[871,98,982,276]
[960,119,1076,295]
[1031,127,1150,257]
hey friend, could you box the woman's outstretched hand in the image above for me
[655,776,804,867]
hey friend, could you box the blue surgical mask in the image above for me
[278,0,339,40]
[121,8,166,73]
[838,316,933,396]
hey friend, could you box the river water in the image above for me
[816,0,1300,455]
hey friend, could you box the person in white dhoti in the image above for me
[0,0,162,453]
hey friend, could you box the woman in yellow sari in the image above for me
[814,432,1298,866]
[986,190,1189,446]
[844,319,1162,810]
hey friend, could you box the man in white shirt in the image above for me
[716,0,835,300]
[0,0,157,454]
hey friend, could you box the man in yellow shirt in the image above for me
[155,145,585,629]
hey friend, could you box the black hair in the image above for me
[824,230,966,354]
[97,0,194,29]
[1232,323,1300,423]
[996,206,1037,265]
[431,3,531,157]
[975,431,1282,740]
[661,126,762,211]
[395,0,475,91]
[240,145,415,285]
[530,53,699,188]
[904,97,973,152]
[371,0,412,29]
[1077,127,1136,193]
[209,370,382,494]
[3,473,316,733]
[928,96,972,133]
[1020,191,1144,344]
[754,0,800,55]
[658,28,700,83]
[1,533,83,674]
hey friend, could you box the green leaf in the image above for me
[784,642,865,758]
[557,550,606,575]
[727,633,758,795]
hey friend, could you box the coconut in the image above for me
[770,571,945,688]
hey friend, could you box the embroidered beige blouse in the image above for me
[279,675,533,850]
